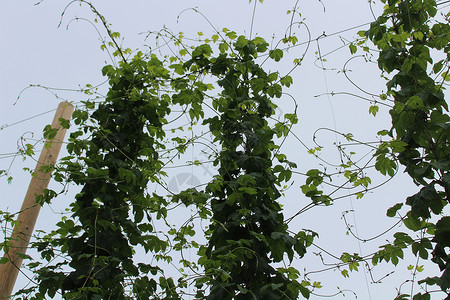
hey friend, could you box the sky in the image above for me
[0,1,447,299]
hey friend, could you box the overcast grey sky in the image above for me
[1,1,445,299]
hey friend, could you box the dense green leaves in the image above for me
[26,50,189,299]
[188,36,308,299]
[19,19,311,297]
[8,1,448,299]
[367,0,450,295]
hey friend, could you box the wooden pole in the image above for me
[0,102,74,299]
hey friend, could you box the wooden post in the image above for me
[0,102,74,299]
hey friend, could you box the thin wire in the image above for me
[0,109,57,131]
[249,0,258,39]
[368,0,377,21]
[189,118,195,300]
[316,37,340,162]
[347,192,373,299]
[1,19,376,133]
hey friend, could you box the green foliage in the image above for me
[30,51,184,299]
[365,0,450,295]
[6,1,449,299]
[184,34,308,299]
[19,15,308,298]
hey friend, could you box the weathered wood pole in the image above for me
[0,102,73,299]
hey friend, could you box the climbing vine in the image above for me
[30,53,184,299]
[8,3,307,298]
[182,36,310,299]
[362,0,450,298]
[1,0,449,299]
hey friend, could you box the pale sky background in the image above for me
[1,1,447,299]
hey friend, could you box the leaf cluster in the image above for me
[364,0,450,297]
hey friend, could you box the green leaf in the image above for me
[235,35,248,49]
[280,75,293,87]
[58,117,70,129]
[434,217,450,246]
[375,155,396,176]
[43,125,58,140]
[219,42,229,53]
[341,269,349,278]
[169,63,185,75]
[0,257,8,264]
[387,203,403,217]
[433,60,444,73]
[267,72,278,82]
[369,105,379,116]
[412,292,431,300]
[225,30,237,40]
[405,96,425,110]
[403,216,424,231]
[192,44,212,58]
[412,238,432,259]
[269,49,283,62]
[299,284,310,298]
